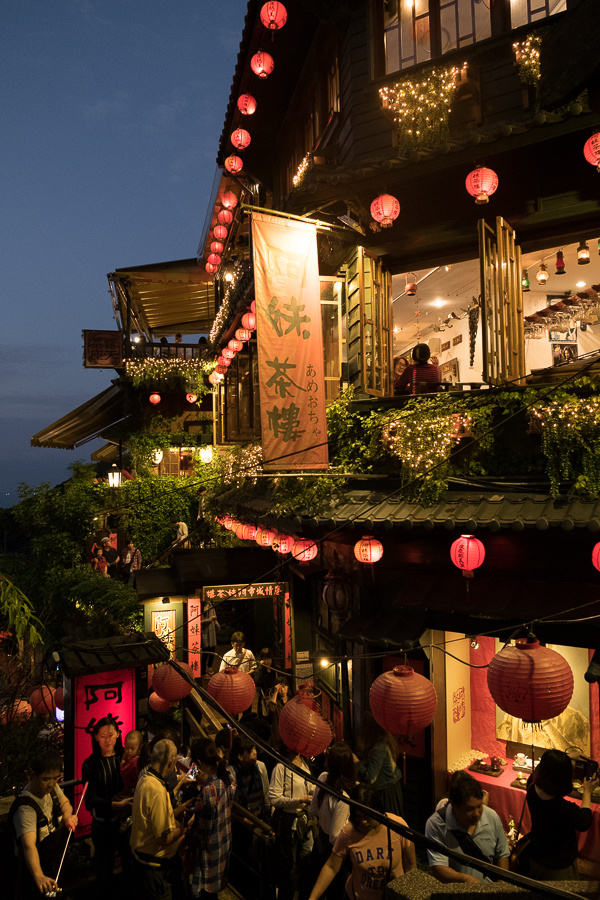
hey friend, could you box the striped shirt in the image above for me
[394,362,441,395]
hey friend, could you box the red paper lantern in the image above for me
[292,539,318,563]
[210,240,224,254]
[1,699,31,724]
[54,687,64,710]
[260,1,287,30]
[237,94,257,116]
[214,224,228,240]
[256,528,276,548]
[370,666,437,735]
[228,338,243,352]
[205,262,218,274]
[223,516,234,530]
[272,533,294,555]
[465,166,498,204]
[370,194,400,228]
[224,155,243,174]
[207,666,256,714]
[221,192,239,210]
[236,328,252,342]
[149,692,172,713]
[149,393,161,405]
[186,393,197,403]
[240,523,258,541]
[208,371,222,385]
[231,128,251,151]
[354,535,383,563]
[147,666,154,689]
[30,686,56,715]
[153,662,194,701]
[242,311,256,330]
[223,347,235,359]
[592,542,600,571]
[218,209,233,226]
[279,682,333,756]
[251,50,274,79]
[487,637,574,723]
[450,534,485,578]
[584,132,600,171]
[207,253,221,266]
[215,365,228,375]
[217,355,231,367]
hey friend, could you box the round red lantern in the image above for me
[237,94,257,116]
[256,528,276,548]
[217,355,231,367]
[250,300,256,313]
[210,240,224,254]
[231,128,251,151]
[272,533,294,555]
[465,166,498,204]
[215,365,227,375]
[450,534,485,578]
[405,273,418,295]
[208,371,223,385]
[592,542,600,571]
[207,253,221,267]
[260,1,287,30]
[279,682,333,756]
[584,132,600,171]
[207,666,256,714]
[223,516,234,530]
[205,262,218,275]
[54,687,64,710]
[251,50,275,79]
[221,192,239,210]
[487,637,574,723]
[153,662,194,701]
[228,339,243,352]
[236,328,252,342]
[240,523,258,541]
[242,311,256,330]
[149,393,161,405]
[223,347,235,359]
[292,539,318,563]
[1,699,32,724]
[354,535,383,563]
[370,666,437,735]
[30,686,56,715]
[218,209,233,226]
[370,194,400,228]
[214,224,228,240]
[186,393,198,403]
[224,155,243,174]
[149,692,172,713]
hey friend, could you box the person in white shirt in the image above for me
[269,750,314,900]
[219,632,256,674]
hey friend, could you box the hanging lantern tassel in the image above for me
[450,534,485,591]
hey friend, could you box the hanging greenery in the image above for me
[530,393,600,497]
[125,357,215,395]
[380,64,459,153]
[513,32,543,86]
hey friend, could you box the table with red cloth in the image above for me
[468,764,600,862]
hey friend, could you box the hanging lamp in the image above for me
[251,50,275,79]
[278,682,334,756]
[237,94,257,116]
[577,241,590,264]
[555,250,566,275]
[207,667,256,714]
[465,165,498,204]
[370,194,400,228]
[370,666,437,735]
[536,262,549,284]
[260,2,287,30]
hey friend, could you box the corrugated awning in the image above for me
[31,385,124,450]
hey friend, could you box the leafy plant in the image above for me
[0,574,43,645]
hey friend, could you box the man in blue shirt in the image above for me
[425,771,510,883]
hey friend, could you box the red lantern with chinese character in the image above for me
[256,528,276,548]
[465,166,498,204]
[237,94,257,116]
[272,533,294,555]
[30,686,56,715]
[450,534,485,579]
[242,311,256,330]
[149,393,161,405]
[370,666,437,735]
[207,253,221,267]
[54,687,64,710]
[149,692,172,713]
[215,365,228,375]
[217,355,230,367]
[584,132,600,171]
[221,192,239,210]
[214,224,228,241]
[153,663,194,701]
[240,523,258,541]
[354,535,383,563]
[228,339,243,352]
[218,209,233,226]
[223,347,235,359]
[231,128,251,151]
[235,328,251,342]
[279,682,333,756]
[260,1,287,30]
[251,50,274,79]
[592,543,600,571]
[487,637,573,723]
[186,393,197,403]
[205,262,218,275]
[370,194,400,228]
[210,241,224,254]
[224,155,243,174]
[292,539,318,563]
[207,667,256,714]
[208,372,222,385]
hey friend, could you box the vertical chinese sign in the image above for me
[252,212,329,470]
[151,609,176,657]
[188,597,201,678]
[73,669,136,837]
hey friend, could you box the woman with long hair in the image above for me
[309,742,356,899]
[308,783,416,900]
[356,710,403,816]
[188,737,236,899]
[527,749,598,880]
[81,717,132,899]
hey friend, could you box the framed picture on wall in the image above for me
[549,326,577,343]
[440,358,459,384]
[551,343,578,365]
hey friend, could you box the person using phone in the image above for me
[527,749,598,880]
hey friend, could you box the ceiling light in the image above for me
[576,281,587,288]
[432,299,446,308]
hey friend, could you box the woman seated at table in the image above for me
[527,749,598,881]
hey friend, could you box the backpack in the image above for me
[436,802,498,880]
[4,788,65,898]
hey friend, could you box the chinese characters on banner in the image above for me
[251,212,329,470]
[188,597,201,677]
[151,609,176,656]
[201,583,287,602]
[73,668,136,837]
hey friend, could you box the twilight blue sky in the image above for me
[0,0,246,506]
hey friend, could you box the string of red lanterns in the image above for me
[149,393,161,405]
[224,155,243,174]
[218,209,234,226]
[231,128,251,151]
[242,311,256,330]
[237,94,257,116]
[291,538,318,563]
[210,240,224,254]
[584,132,600,172]
[214,224,228,241]
[251,50,275,79]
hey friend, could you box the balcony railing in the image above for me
[124,341,206,361]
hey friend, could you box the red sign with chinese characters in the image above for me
[73,668,136,837]
[252,212,329,470]
[151,609,176,656]
[188,597,202,677]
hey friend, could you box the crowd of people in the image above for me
[89,521,189,585]
[9,640,599,900]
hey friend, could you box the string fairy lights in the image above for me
[293,153,312,188]
[381,410,471,489]
[379,65,459,153]
[125,357,210,387]
[513,33,542,85]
